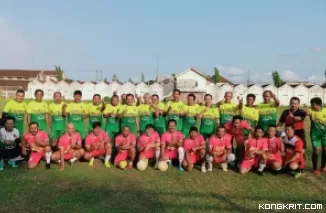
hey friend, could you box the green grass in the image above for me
[0,99,325,213]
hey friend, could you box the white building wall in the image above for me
[216,84,234,102]
[233,84,247,102]
[55,81,70,99]
[110,81,122,96]
[121,82,136,94]
[206,83,217,102]
[292,85,309,105]
[82,81,95,100]
[94,82,111,98]
[43,81,57,100]
[27,80,44,99]
[69,81,82,99]
[247,85,264,104]
[277,84,293,106]
[308,85,323,103]
[176,71,207,91]
[150,83,164,100]
[136,82,151,96]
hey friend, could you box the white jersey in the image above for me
[0,128,20,150]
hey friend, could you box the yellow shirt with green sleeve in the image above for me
[66,102,88,138]
[87,103,104,132]
[3,99,27,138]
[151,102,166,135]
[165,100,184,131]
[200,105,220,136]
[219,102,238,126]
[103,104,120,136]
[27,100,48,131]
[118,104,138,134]
[182,104,201,137]
[257,102,277,131]
[240,105,259,128]
[138,104,154,133]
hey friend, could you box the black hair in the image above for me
[268,124,277,129]
[285,124,295,130]
[146,124,155,129]
[187,93,196,100]
[204,94,212,99]
[93,94,101,99]
[29,122,38,127]
[310,97,322,106]
[126,93,134,98]
[255,126,264,132]
[74,90,82,96]
[16,89,25,95]
[34,89,44,96]
[189,126,198,132]
[5,116,15,123]
[168,119,177,125]
[173,89,181,95]
[92,121,102,129]
[290,96,300,103]
[232,115,242,121]
[246,93,256,100]
[151,94,159,99]
[263,90,272,96]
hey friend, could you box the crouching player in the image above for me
[114,125,136,169]
[51,123,84,171]
[240,126,268,175]
[22,122,52,169]
[206,126,234,172]
[182,127,206,172]
[160,119,185,171]
[283,124,305,178]
[84,122,112,167]
[137,124,161,169]
[266,125,284,174]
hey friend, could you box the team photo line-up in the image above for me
[1,88,326,177]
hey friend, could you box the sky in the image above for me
[0,0,325,84]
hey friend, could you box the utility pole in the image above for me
[246,70,250,86]
[96,70,103,82]
[156,52,159,82]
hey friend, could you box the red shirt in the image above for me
[161,131,184,150]
[283,135,305,168]
[208,134,232,152]
[138,131,160,150]
[115,133,136,148]
[59,132,82,150]
[23,131,49,147]
[183,135,205,152]
[266,137,282,154]
[244,138,268,160]
[224,120,251,143]
[85,130,109,147]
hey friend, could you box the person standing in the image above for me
[257,90,280,132]
[217,92,238,126]
[26,89,49,131]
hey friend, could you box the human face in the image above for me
[66,123,75,135]
[53,92,62,103]
[35,91,43,102]
[93,95,101,105]
[151,95,158,104]
[173,91,180,101]
[285,126,295,138]
[255,129,264,138]
[224,92,232,103]
[187,96,195,105]
[143,94,151,104]
[204,95,212,106]
[190,130,198,139]
[263,91,271,103]
[121,94,127,103]
[145,127,154,136]
[289,99,299,111]
[29,124,38,135]
[246,96,255,107]
[93,126,101,136]
[5,119,14,131]
[16,92,25,102]
[232,119,241,128]
[122,127,130,137]
[126,95,134,105]
[311,103,321,111]
[168,121,176,132]
[111,97,119,106]
[74,94,82,102]
[216,128,225,138]
[267,127,276,138]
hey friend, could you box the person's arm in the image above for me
[21,139,28,156]
[237,97,244,110]
[27,114,31,125]
[136,117,140,132]
[46,113,51,130]
[160,136,166,159]
[271,93,280,107]
[294,110,306,122]
[208,143,215,156]
[137,138,146,152]
[62,104,68,117]
[280,139,285,153]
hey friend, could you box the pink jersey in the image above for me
[23,130,49,146]
[161,131,183,148]
[245,138,268,152]
[115,133,136,148]
[59,132,82,150]
[208,134,232,152]
[85,130,109,147]
[266,137,281,154]
[183,135,205,152]
[224,120,251,143]
[138,131,160,149]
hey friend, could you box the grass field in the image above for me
[0,99,325,213]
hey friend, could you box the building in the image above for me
[0,69,61,98]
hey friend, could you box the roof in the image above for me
[0,69,57,77]
[261,84,273,87]
[0,80,29,90]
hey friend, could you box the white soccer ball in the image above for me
[227,153,236,163]
[136,160,148,171]
[158,161,168,171]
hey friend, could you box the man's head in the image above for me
[4,116,15,131]
[168,119,177,132]
[263,90,272,103]
[126,94,134,105]
[189,126,198,139]
[16,89,25,102]
[121,94,127,103]
[232,115,242,128]
[145,124,155,136]
[285,124,295,138]
[66,123,75,135]
[92,121,102,136]
[289,97,300,111]
[143,93,151,104]
[224,92,233,103]
[53,91,62,103]
[310,97,322,111]
[246,94,256,106]
[187,94,195,105]
[111,95,119,106]
[172,89,181,101]
[255,126,264,138]
[93,94,101,105]
[73,90,82,102]
[204,94,212,105]
[29,122,39,135]
[122,125,131,137]
[216,126,225,138]
[151,94,159,103]
[34,89,44,102]
[267,125,277,138]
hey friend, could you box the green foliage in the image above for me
[272,71,285,87]
[112,74,119,82]
[104,78,108,83]
[128,78,135,84]
[214,67,221,83]
[55,65,63,81]
[140,73,145,82]
[103,96,110,102]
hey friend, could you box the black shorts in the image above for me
[295,129,306,149]
[0,149,20,159]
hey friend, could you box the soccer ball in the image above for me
[158,161,168,171]
[136,160,148,171]
[119,160,128,169]
[227,153,236,163]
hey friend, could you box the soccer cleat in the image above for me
[313,169,321,177]
[222,168,228,172]
[0,159,4,171]
[294,171,302,178]
[127,163,133,169]
[178,165,184,172]
[207,162,213,172]
[46,163,51,170]
[89,158,94,166]
[68,159,74,166]
[321,167,326,173]
[154,162,158,169]
[105,161,111,168]
[258,171,264,176]
[201,165,207,173]
[167,160,172,166]
[8,160,17,168]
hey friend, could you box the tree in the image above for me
[128,78,135,84]
[112,74,119,82]
[214,67,221,83]
[55,65,63,81]
[140,73,145,82]
[272,71,285,87]
[104,78,108,83]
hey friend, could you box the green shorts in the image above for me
[106,130,119,138]
[50,129,65,140]
[311,131,326,148]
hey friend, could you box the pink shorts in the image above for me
[266,153,282,166]
[213,155,227,164]
[90,149,105,157]
[240,157,260,170]
[164,149,178,160]
[28,151,45,164]
[189,152,201,164]
[139,150,155,160]
[64,153,73,160]
[114,151,128,164]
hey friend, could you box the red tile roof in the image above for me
[0,69,57,78]
[0,80,29,90]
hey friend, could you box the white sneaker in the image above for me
[207,162,213,172]
[201,164,207,173]
[222,168,228,172]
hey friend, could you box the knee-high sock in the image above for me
[155,150,160,162]
[178,147,184,164]
[321,150,326,169]
[312,152,318,170]
[45,151,52,164]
